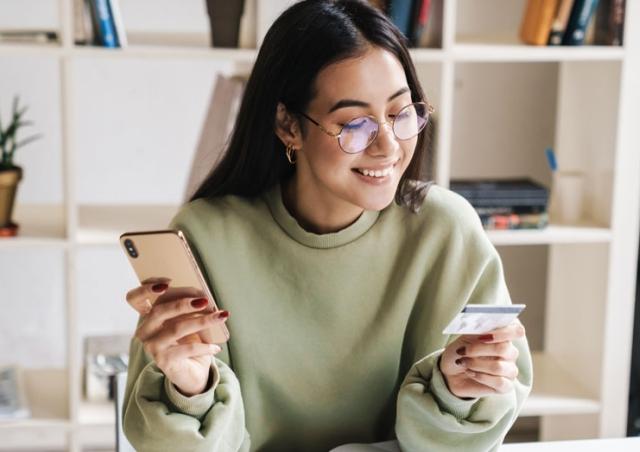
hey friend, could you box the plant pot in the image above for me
[0,165,22,236]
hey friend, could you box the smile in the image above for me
[353,160,399,178]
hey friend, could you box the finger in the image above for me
[475,320,526,344]
[459,357,519,379]
[126,278,172,314]
[136,296,212,342]
[145,312,229,353]
[465,370,514,394]
[457,341,519,361]
[155,342,221,370]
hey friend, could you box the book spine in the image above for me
[410,0,431,47]
[93,0,118,47]
[520,0,559,45]
[388,0,414,39]
[562,0,600,45]
[548,0,576,45]
[609,0,625,45]
[108,0,127,47]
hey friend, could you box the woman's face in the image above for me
[295,46,418,213]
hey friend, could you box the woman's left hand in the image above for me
[438,320,526,399]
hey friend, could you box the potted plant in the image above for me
[0,96,41,237]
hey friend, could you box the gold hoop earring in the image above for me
[285,144,297,164]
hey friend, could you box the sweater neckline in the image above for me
[263,182,380,249]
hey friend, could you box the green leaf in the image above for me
[15,133,42,150]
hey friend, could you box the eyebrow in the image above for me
[327,87,411,113]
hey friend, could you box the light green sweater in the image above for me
[123,182,533,452]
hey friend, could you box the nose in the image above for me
[367,120,398,157]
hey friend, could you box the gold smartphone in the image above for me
[119,229,229,344]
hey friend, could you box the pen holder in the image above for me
[550,171,584,224]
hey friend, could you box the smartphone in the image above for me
[442,304,526,335]
[119,229,229,344]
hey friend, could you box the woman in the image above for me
[123,1,532,451]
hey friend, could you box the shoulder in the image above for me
[168,194,268,233]
[393,182,483,235]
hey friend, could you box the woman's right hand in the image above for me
[126,279,229,396]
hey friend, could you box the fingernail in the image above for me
[210,344,222,354]
[190,298,208,309]
[479,334,494,342]
[455,358,466,367]
[456,346,466,356]
[217,310,230,319]
[152,283,168,293]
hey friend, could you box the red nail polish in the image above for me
[152,283,168,293]
[479,334,494,341]
[456,346,466,356]
[217,310,230,319]
[191,298,208,309]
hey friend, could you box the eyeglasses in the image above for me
[298,101,433,154]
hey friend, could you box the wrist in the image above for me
[174,368,213,397]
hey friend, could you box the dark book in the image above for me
[450,178,549,210]
[594,0,625,45]
[388,0,414,39]
[562,0,600,45]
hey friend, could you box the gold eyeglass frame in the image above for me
[298,101,435,154]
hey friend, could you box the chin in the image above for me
[355,185,398,211]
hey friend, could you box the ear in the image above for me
[274,102,303,149]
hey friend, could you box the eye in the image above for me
[342,118,368,130]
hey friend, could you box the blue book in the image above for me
[562,0,600,45]
[388,0,415,39]
[93,0,118,47]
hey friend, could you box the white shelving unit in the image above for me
[1,0,639,450]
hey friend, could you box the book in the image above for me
[388,0,414,39]
[90,0,118,48]
[409,0,431,47]
[520,0,561,46]
[562,0,600,45]
[450,178,549,210]
[594,0,625,45]
[0,366,30,420]
[480,212,549,230]
[184,74,247,202]
[548,0,576,45]
[415,0,442,48]
[108,0,127,47]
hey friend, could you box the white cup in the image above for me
[550,171,584,224]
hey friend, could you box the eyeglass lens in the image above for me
[339,103,429,154]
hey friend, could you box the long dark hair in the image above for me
[190,0,433,211]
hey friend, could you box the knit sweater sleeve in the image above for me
[395,190,534,452]
[121,203,251,452]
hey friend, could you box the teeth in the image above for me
[357,166,394,178]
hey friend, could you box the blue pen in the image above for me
[545,147,557,172]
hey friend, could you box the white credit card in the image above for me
[442,304,526,335]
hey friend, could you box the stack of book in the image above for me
[450,178,549,231]
[74,0,127,48]
[520,0,625,46]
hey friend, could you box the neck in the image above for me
[282,174,364,234]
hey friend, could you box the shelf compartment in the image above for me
[77,205,179,245]
[0,204,67,247]
[0,368,71,434]
[521,353,600,417]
